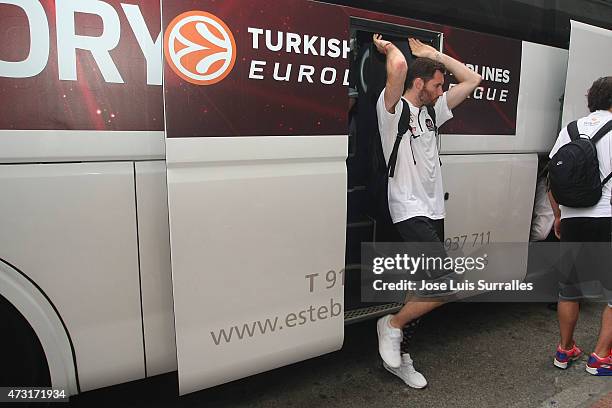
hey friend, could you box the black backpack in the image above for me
[548,119,612,207]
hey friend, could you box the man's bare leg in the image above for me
[390,299,445,329]
[558,300,580,349]
[593,305,612,357]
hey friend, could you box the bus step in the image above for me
[344,303,403,325]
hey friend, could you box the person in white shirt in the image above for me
[372,34,481,387]
[531,176,555,242]
[548,77,612,375]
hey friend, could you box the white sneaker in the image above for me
[383,353,428,389]
[376,314,402,368]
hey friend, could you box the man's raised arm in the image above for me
[408,38,481,109]
[373,34,407,114]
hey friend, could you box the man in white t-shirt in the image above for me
[548,77,612,376]
[372,34,482,387]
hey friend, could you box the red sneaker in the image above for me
[553,344,583,369]
[586,353,612,376]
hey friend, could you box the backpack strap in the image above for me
[426,105,437,133]
[426,104,442,166]
[592,120,612,186]
[388,99,413,178]
[567,120,579,141]
[591,119,612,144]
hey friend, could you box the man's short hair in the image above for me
[404,57,446,92]
[587,76,612,112]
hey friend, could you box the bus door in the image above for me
[562,21,612,126]
[161,0,348,395]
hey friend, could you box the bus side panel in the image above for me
[166,136,347,395]
[441,42,567,154]
[0,130,165,164]
[135,161,177,377]
[0,162,145,391]
[515,42,567,153]
[442,153,537,281]
[562,21,612,126]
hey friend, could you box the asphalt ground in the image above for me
[65,302,612,408]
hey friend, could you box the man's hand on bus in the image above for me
[408,38,439,60]
[373,34,392,55]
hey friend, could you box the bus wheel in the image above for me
[0,294,51,388]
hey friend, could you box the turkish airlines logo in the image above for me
[164,11,236,86]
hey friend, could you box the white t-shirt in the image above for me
[376,90,453,223]
[549,110,612,219]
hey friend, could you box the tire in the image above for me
[0,294,51,388]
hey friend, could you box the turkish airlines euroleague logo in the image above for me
[164,11,236,86]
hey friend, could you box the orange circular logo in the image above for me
[164,11,237,86]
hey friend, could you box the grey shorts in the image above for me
[395,216,458,298]
[558,217,612,304]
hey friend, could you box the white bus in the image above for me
[0,0,610,397]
